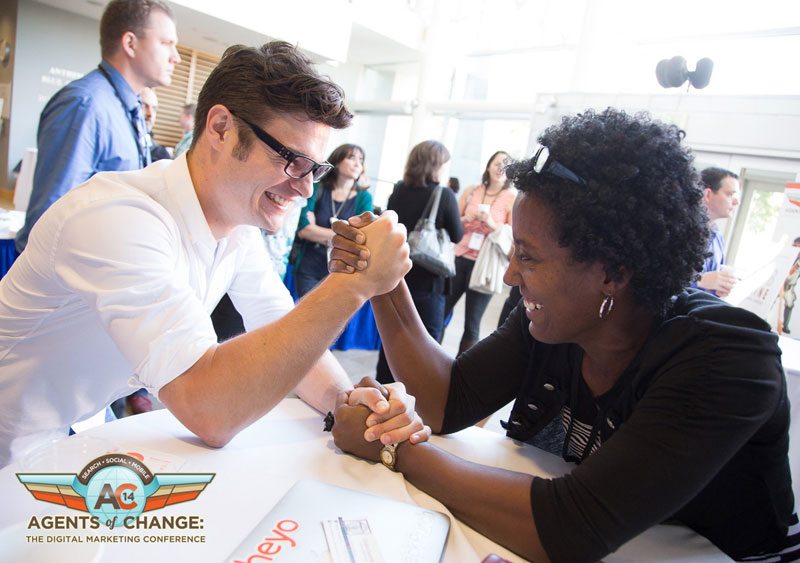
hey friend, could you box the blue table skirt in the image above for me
[284,265,381,351]
[0,238,17,279]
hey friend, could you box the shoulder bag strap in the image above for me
[426,186,443,227]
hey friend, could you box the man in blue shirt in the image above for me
[692,167,740,297]
[15,0,180,252]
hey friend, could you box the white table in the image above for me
[0,399,729,562]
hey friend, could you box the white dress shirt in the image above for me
[0,154,293,466]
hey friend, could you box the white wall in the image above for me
[0,0,18,189]
[7,0,98,183]
[528,92,800,169]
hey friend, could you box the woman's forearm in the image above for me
[370,282,453,431]
[397,442,549,562]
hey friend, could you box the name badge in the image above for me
[468,232,485,251]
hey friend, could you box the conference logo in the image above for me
[16,453,214,539]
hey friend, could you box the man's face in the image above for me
[179,111,194,133]
[132,10,180,88]
[704,176,740,222]
[140,88,158,132]
[207,111,331,236]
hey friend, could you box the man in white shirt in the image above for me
[0,41,424,467]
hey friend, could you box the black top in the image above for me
[387,182,463,293]
[150,143,172,162]
[442,289,794,561]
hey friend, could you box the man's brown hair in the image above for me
[99,0,173,59]
[192,41,353,157]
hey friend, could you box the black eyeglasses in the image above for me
[530,144,587,186]
[230,112,334,182]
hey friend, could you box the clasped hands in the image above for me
[337,377,431,463]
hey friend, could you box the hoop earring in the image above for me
[599,295,615,319]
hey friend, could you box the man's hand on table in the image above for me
[347,377,429,444]
[333,377,430,461]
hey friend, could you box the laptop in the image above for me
[225,479,450,563]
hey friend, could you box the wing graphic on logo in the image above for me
[140,474,215,512]
[17,474,90,512]
[17,473,214,513]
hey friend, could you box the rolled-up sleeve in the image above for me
[52,193,218,393]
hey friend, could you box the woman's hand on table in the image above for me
[332,401,382,463]
[346,377,430,445]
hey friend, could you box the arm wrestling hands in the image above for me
[331,211,430,446]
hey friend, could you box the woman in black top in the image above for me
[331,109,797,562]
[375,140,463,384]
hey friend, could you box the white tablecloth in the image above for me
[0,399,730,562]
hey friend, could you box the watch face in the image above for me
[380,449,393,465]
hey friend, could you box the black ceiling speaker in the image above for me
[656,56,714,89]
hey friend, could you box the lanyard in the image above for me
[330,183,356,221]
[97,65,150,168]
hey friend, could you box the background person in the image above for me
[15,0,180,253]
[293,144,372,297]
[691,166,740,297]
[781,236,800,334]
[447,176,460,194]
[375,140,463,384]
[330,109,795,562]
[141,87,172,161]
[174,102,196,158]
[0,41,427,468]
[443,151,516,355]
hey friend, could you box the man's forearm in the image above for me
[160,273,369,446]
[293,350,353,414]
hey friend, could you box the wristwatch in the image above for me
[380,443,399,471]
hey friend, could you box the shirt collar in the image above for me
[99,60,140,113]
[164,152,218,252]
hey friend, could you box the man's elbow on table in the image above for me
[158,378,238,449]
[156,349,244,449]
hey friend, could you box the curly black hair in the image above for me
[506,108,708,313]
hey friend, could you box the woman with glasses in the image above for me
[292,144,372,297]
[375,140,463,384]
[444,150,517,355]
[331,109,797,562]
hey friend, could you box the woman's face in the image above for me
[487,153,509,185]
[335,150,364,181]
[503,193,608,345]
